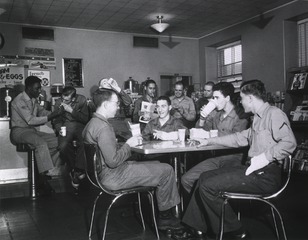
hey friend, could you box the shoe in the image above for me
[224,228,248,239]
[158,215,183,231]
[37,175,55,196]
[70,169,86,190]
[46,166,65,178]
[172,228,206,240]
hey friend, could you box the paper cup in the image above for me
[210,129,218,138]
[178,129,186,142]
[200,101,216,118]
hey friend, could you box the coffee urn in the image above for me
[124,77,139,93]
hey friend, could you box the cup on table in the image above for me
[178,129,186,142]
[200,100,216,118]
[210,129,218,138]
[130,123,141,136]
[60,126,66,137]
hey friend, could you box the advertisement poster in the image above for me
[0,67,25,88]
[62,58,83,87]
[28,70,50,86]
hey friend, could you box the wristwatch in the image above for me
[0,33,4,49]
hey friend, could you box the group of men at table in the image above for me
[10,75,296,240]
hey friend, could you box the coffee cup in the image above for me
[60,126,66,137]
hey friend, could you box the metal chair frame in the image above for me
[16,143,37,200]
[218,155,292,240]
[84,144,160,240]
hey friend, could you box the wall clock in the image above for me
[0,33,5,49]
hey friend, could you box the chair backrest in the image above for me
[265,155,292,200]
[84,143,100,189]
[84,143,116,195]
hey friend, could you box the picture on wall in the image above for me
[62,58,84,87]
[290,72,307,90]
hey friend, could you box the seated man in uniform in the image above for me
[181,82,249,194]
[53,86,89,191]
[175,79,297,239]
[83,89,182,231]
[10,76,64,194]
[143,96,187,141]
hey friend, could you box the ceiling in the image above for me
[0,0,298,39]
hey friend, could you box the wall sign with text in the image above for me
[62,58,83,87]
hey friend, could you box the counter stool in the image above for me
[16,143,37,200]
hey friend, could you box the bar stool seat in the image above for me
[16,143,37,200]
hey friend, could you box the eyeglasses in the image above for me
[109,100,120,106]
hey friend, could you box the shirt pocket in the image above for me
[253,128,275,153]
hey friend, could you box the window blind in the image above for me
[298,19,308,67]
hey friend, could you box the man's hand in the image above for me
[245,153,269,176]
[108,78,121,93]
[61,103,73,113]
[153,130,163,140]
[126,136,142,147]
[47,106,64,121]
[194,138,209,147]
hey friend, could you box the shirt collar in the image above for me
[93,112,109,123]
[22,91,32,102]
[152,115,175,127]
[255,102,270,118]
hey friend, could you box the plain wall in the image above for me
[0,24,199,99]
[199,0,308,93]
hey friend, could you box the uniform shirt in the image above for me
[195,106,249,137]
[11,91,50,128]
[53,94,89,132]
[142,115,187,141]
[83,112,131,170]
[208,102,297,162]
[170,95,196,122]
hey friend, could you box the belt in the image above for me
[245,157,282,167]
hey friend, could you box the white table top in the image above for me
[131,140,231,155]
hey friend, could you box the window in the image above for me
[217,41,242,91]
[298,19,308,67]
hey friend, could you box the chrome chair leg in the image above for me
[271,207,279,239]
[89,191,103,239]
[102,195,122,240]
[148,191,160,239]
[138,192,146,230]
[219,198,228,240]
[269,202,287,240]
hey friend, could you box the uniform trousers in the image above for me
[181,153,243,193]
[182,163,282,234]
[99,161,181,211]
[58,122,85,170]
[10,127,58,173]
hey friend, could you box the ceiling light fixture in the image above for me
[151,15,169,33]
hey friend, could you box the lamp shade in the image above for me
[151,16,169,33]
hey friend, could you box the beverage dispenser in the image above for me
[124,77,139,94]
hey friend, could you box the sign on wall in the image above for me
[0,67,25,88]
[28,70,50,86]
[62,58,83,87]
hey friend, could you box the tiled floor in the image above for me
[0,173,307,240]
